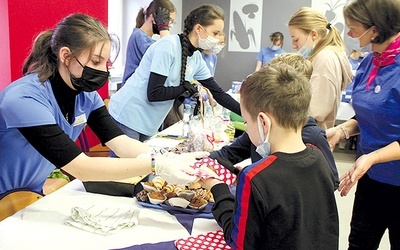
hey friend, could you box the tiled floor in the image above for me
[333,149,390,250]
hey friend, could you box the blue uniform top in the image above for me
[256,47,285,66]
[352,52,400,186]
[201,51,218,76]
[109,35,211,137]
[122,28,155,84]
[0,74,104,195]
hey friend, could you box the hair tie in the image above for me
[326,23,331,30]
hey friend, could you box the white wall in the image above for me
[108,0,182,76]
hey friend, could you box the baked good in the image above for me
[136,190,149,202]
[190,196,207,208]
[152,176,166,189]
[149,191,165,200]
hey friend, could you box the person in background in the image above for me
[288,7,353,130]
[255,31,285,71]
[201,63,338,249]
[348,49,367,71]
[109,4,240,142]
[0,13,200,198]
[122,0,176,86]
[201,32,226,76]
[326,0,400,248]
[210,53,339,189]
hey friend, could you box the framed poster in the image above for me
[228,0,263,52]
[312,0,347,37]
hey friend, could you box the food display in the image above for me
[136,176,213,210]
[136,157,237,212]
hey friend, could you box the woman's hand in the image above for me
[154,156,197,185]
[338,153,376,196]
[153,7,170,31]
[325,126,343,151]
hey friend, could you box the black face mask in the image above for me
[69,57,109,92]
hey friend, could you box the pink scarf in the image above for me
[367,36,400,90]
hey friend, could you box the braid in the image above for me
[180,32,189,85]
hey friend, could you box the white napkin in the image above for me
[65,205,140,235]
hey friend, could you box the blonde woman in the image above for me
[288,7,352,129]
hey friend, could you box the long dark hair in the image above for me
[179,4,224,85]
[171,4,224,119]
[23,13,113,83]
[136,0,176,28]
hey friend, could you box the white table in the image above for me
[0,180,221,250]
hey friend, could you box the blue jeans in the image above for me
[110,119,151,157]
[348,174,400,249]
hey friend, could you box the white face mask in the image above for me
[270,45,281,51]
[211,44,225,54]
[198,27,220,50]
[348,28,371,52]
[297,34,314,59]
[255,116,271,158]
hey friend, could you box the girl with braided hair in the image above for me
[109,4,240,142]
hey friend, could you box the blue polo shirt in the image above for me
[109,34,211,136]
[0,74,104,195]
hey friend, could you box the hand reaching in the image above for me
[153,7,170,31]
[325,126,342,151]
[182,81,198,97]
[199,177,223,191]
[154,155,197,185]
[338,153,374,196]
[166,151,210,165]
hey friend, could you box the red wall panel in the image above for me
[0,0,11,91]
[8,0,109,149]
[8,0,108,81]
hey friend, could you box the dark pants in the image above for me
[348,174,400,250]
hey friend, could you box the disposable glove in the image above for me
[154,155,197,185]
[165,151,210,165]
[153,7,170,31]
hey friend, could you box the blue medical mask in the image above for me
[255,116,271,158]
[270,45,281,51]
[348,28,371,52]
[298,34,314,59]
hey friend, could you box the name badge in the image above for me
[73,114,87,126]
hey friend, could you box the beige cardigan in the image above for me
[309,46,353,130]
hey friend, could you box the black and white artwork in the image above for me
[312,0,347,37]
[228,0,263,52]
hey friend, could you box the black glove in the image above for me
[153,7,170,31]
[214,156,240,175]
[182,81,198,97]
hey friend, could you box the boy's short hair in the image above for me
[240,63,311,130]
[267,53,313,79]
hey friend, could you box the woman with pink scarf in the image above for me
[326,0,400,248]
